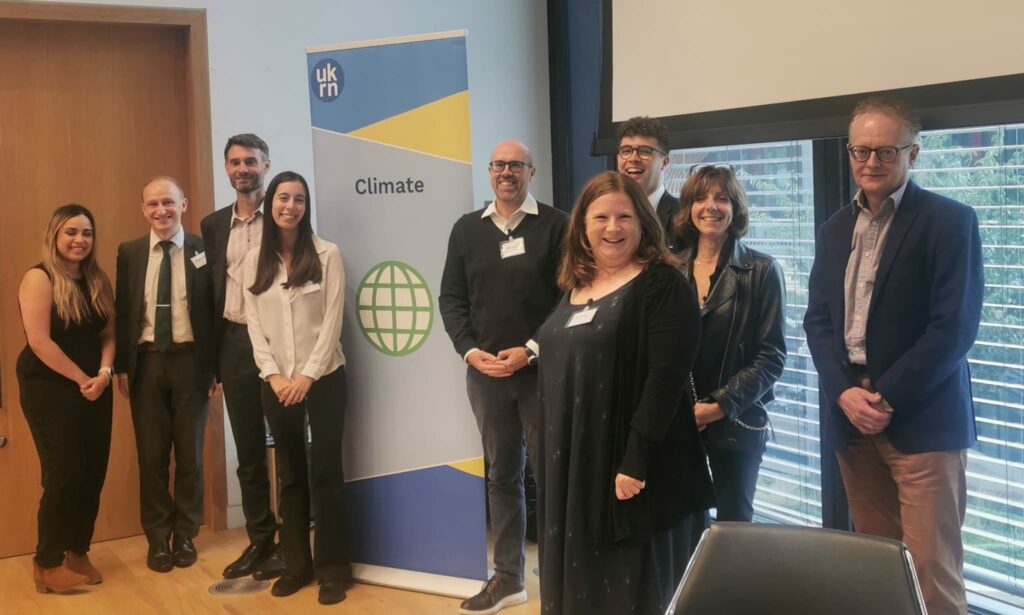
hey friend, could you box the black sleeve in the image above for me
[114,243,131,375]
[438,218,476,357]
[619,270,701,479]
[712,258,788,420]
[199,215,219,270]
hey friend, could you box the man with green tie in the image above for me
[115,176,215,573]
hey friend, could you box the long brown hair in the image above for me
[557,171,675,290]
[248,171,323,295]
[41,204,114,323]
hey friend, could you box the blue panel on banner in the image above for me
[308,37,468,134]
[346,464,487,580]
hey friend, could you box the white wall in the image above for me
[612,0,1024,121]
[26,0,552,526]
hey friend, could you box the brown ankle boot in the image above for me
[66,552,102,584]
[33,559,88,593]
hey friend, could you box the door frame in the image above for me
[0,1,226,532]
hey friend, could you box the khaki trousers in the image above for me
[836,432,968,615]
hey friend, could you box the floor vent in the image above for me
[208,578,270,596]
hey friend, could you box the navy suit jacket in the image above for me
[803,180,983,454]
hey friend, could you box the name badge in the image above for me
[301,283,322,295]
[565,306,598,327]
[500,237,526,259]
[190,252,207,268]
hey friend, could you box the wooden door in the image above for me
[0,17,208,558]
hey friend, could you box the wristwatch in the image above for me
[524,346,538,366]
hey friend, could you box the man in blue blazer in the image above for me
[804,98,983,615]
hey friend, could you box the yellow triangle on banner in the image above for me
[448,456,485,478]
[349,91,471,162]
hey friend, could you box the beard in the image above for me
[232,176,262,193]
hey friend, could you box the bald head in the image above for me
[140,176,188,239]
[489,139,536,209]
[491,139,532,166]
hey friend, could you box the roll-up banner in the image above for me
[305,30,486,597]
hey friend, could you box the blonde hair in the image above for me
[41,205,114,324]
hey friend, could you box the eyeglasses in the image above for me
[847,144,914,163]
[617,145,667,160]
[488,160,532,173]
[687,163,734,177]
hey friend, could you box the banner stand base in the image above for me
[352,562,486,599]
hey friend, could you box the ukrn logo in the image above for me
[311,58,343,102]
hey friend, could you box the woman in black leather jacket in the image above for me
[672,165,787,522]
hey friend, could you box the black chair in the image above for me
[666,522,926,615]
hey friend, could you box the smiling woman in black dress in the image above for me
[17,204,115,593]
[536,171,713,615]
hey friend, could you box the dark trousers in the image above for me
[219,320,276,545]
[262,366,351,581]
[130,348,209,543]
[19,377,112,568]
[706,445,764,522]
[652,513,706,608]
[466,366,539,585]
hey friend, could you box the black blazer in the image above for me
[114,232,215,390]
[656,190,681,250]
[804,180,984,454]
[199,204,236,349]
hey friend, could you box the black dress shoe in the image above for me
[147,540,173,573]
[171,535,198,568]
[252,548,286,581]
[271,572,313,597]
[223,540,274,578]
[318,579,348,605]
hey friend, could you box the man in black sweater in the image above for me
[440,139,567,614]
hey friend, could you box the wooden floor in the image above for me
[1,527,541,614]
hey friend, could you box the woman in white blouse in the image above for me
[243,171,350,605]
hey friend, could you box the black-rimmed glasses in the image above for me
[617,145,667,160]
[488,160,532,173]
[847,144,914,163]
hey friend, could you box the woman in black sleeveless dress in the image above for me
[17,205,115,593]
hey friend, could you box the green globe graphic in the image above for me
[356,261,434,356]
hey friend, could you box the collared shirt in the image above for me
[140,227,195,344]
[480,193,539,236]
[647,184,666,212]
[223,202,263,324]
[844,180,910,364]
[242,234,346,380]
